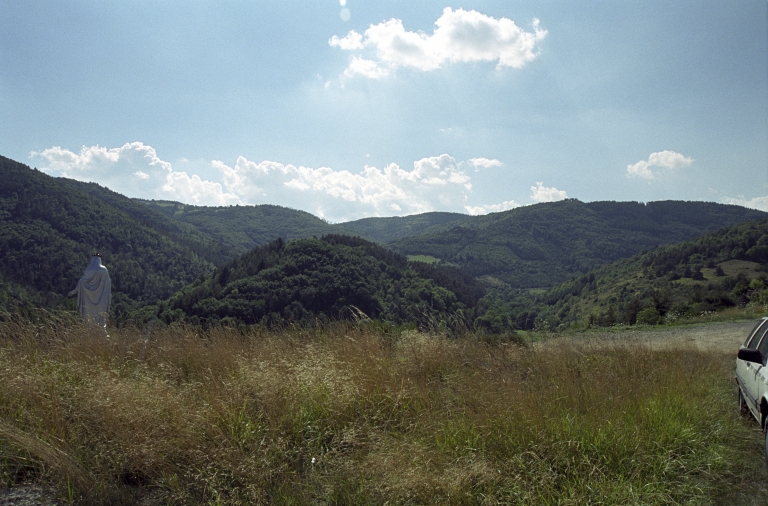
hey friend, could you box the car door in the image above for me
[737,319,767,385]
[744,320,768,418]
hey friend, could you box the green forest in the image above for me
[338,211,469,242]
[146,234,483,328]
[139,200,343,259]
[0,156,216,313]
[487,218,768,331]
[389,199,767,287]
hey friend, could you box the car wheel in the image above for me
[739,388,750,417]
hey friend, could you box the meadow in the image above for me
[1,314,766,505]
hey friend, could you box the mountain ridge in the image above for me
[388,199,768,288]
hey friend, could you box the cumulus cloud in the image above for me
[214,153,472,220]
[344,56,389,79]
[329,30,363,50]
[465,199,521,215]
[530,181,567,203]
[722,195,768,212]
[467,157,503,170]
[31,143,240,205]
[31,143,538,222]
[330,7,546,77]
[627,150,693,179]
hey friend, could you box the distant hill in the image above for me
[149,235,483,327]
[0,155,217,312]
[534,218,768,327]
[388,199,768,288]
[138,200,344,257]
[61,180,234,265]
[337,212,469,243]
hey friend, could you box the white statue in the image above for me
[68,254,112,328]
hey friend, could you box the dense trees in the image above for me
[140,200,342,257]
[339,212,469,243]
[0,156,216,311]
[521,218,768,328]
[153,235,480,326]
[390,199,767,288]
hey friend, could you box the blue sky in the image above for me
[1,1,766,222]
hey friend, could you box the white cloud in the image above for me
[627,160,654,179]
[344,56,389,79]
[531,181,567,203]
[330,8,546,77]
[31,142,515,222]
[31,142,240,205]
[648,150,693,169]
[214,153,472,220]
[627,150,693,179]
[467,157,503,170]
[329,31,364,50]
[722,195,768,212]
[465,199,521,215]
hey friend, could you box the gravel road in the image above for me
[536,319,758,353]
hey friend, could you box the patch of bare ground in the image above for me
[0,483,62,506]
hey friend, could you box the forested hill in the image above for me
[388,199,768,288]
[532,218,768,328]
[60,179,235,265]
[0,156,217,311]
[337,212,469,243]
[151,235,484,327]
[138,200,344,256]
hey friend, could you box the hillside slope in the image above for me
[337,212,469,243]
[138,200,347,256]
[152,235,484,326]
[0,156,215,311]
[534,218,768,328]
[61,180,234,265]
[389,199,768,288]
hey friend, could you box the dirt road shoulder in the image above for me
[533,320,758,353]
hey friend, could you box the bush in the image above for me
[636,307,661,325]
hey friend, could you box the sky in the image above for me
[1,1,766,222]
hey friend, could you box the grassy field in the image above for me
[407,255,442,264]
[1,314,767,505]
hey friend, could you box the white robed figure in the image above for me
[68,254,112,328]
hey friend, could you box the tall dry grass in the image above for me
[0,314,764,505]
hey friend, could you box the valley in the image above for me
[2,153,767,335]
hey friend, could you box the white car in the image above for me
[735,316,768,463]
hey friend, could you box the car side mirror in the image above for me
[738,348,764,364]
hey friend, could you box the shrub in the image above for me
[636,307,661,325]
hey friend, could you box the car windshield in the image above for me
[745,319,768,348]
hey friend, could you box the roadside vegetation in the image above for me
[1,313,766,505]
